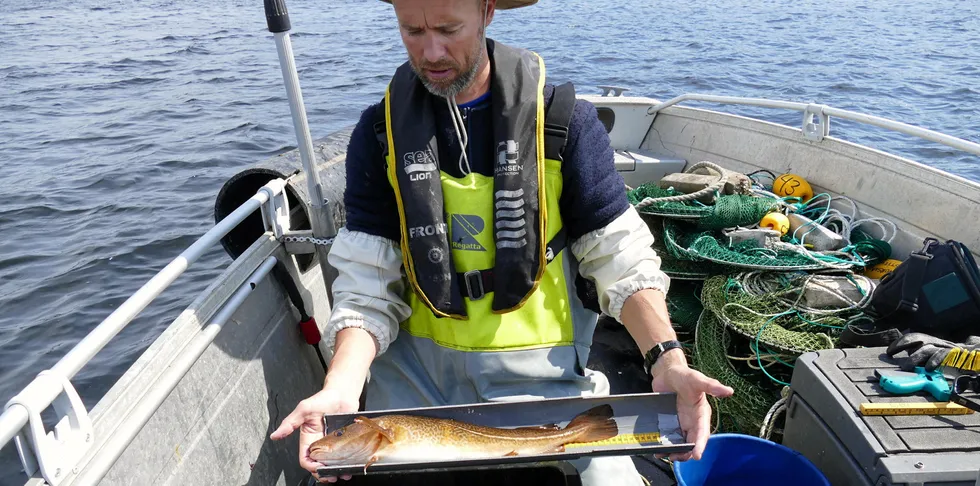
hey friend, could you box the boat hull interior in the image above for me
[11,93,979,485]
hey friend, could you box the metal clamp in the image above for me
[598,85,630,97]
[463,270,486,300]
[259,178,290,239]
[801,103,831,142]
[914,237,939,258]
[3,370,94,486]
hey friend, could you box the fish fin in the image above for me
[363,454,381,474]
[515,423,560,431]
[354,416,396,444]
[566,404,618,443]
[504,450,519,457]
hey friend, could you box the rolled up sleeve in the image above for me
[570,205,671,321]
[322,227,412,356]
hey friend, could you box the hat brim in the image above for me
[380,0,537,9]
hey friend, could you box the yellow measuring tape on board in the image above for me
[860,402,974,416]
[566,432,663,448]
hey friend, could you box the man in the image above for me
[271,0,733,484]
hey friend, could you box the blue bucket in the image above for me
[673,434,829,486]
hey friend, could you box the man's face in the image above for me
[392,0,491,98]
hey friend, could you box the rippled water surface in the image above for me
[1,0,978,479]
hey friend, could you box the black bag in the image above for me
[870,237,980,342]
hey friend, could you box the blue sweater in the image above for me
[342,84,629,244]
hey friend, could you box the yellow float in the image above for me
[773,173,814,202]
[760,212,791,235]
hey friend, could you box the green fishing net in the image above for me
[644,214,727,280]
[627,184,709,219]
[693,309,780,435]
[698,194,781,230]
[627,183,780,230]
[662,220,833,271]
[700,274,844,355]
[630,171,882,438]
[688,273,869,435]
[666,281,704,336]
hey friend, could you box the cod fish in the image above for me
[310,404,619,469]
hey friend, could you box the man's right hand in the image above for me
[273,327,378,482]
[270,388,360,483]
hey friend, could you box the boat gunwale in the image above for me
[652,102,980,196]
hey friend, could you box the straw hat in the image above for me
[379,0,537,9]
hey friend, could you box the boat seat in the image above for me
[613,148,687,190]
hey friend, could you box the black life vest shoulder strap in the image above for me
[372,100,389,160]
[543,82,576,162]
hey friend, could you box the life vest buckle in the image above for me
[463,270,486,300]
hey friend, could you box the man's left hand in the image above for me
[651,354,734,461]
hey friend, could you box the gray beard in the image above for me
[412,41,485,99]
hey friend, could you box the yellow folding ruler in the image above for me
[860,402,974,416]
[566,432,662,448]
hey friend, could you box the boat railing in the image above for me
[0,178,295,485]
[648,93,980,158]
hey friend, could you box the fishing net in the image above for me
[644,214,727,280]
[630,189,867,272]
[627,183,781,230]
[631,164,893,438]
[662,219,849,271]
[693,309,780,435]
[627,184,706,220]
[665,280,704,336]
[699,273,870,355]
[690,272,874,435]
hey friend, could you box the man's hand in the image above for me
[617,288,733,461]
[271,327,378,483]
[651,349,733,461]
[270,389,359,482]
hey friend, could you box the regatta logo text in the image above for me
[450,214,486,251]
[409,223,447,239]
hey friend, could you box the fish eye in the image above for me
[334,430,343,437]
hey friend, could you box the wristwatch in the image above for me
[643,340,684,376]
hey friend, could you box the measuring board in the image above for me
[316,393,692,477]
[567,432,663,448]
[860,402,974,416]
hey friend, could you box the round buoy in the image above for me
[773,173,814,202]
[760,212,791,235]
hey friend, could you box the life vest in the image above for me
[373,40,593,351]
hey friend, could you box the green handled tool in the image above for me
[875,367,951,401]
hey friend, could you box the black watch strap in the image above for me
[643,340,683,376]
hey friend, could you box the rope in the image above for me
[635,161,729,208]
[446,96,471,175]
[771,241,864,270]
[739,271,873,315]
[760,393,790,440]
[800,193,898,244]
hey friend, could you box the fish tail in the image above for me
[565,404,618,443]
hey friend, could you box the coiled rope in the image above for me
[635,161,729,208]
